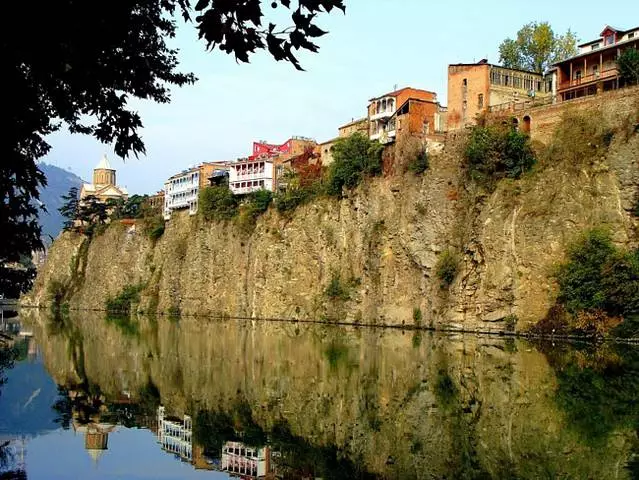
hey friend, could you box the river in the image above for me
[0,308,638,479]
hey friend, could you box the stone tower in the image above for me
[93,154,116,186]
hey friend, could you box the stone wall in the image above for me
[491,85,639,144]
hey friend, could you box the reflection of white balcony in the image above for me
[370,110,394,121]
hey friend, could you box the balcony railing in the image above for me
[370,109,395,121]
[558,67,618,91]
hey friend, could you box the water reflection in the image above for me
[2,309,639,479]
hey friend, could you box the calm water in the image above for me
[1,309,639,479]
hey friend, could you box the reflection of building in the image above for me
[221,441,270,479]
[551,25,639,102]
[157,406,193,462]
[80,155,128,202]
[72,420,117,465]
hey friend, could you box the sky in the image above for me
[42,0,639,194]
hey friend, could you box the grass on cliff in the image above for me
[105,283,144,315]
[534,229,639,338]
[436,249,460,289]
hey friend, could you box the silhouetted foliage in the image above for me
[59,187,80,230]
[4,0,344,269]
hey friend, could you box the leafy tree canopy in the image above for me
[617,47,639,85]
[498,22,578,73]
[3,0,345,264]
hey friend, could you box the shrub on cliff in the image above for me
[464,124,535,189]
[436,249,460,288]
[550,229,639,337]
[199,186,239,221]
[326,133,384,197]
[618,48,639,86]
[408,149,429,175]
[105,283,144,315]
[237,190,273,232]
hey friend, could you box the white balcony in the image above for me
[370,109,394,121]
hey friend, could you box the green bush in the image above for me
[618,47,639,85]
[274,181,323,213]
[464,124,535,189]
[199,186,239,221]
[237,190,273,231]
[105,284,144,315]
[324,273,353,301]
[326,133,384,197]
[551,229,639,336]
[142,215,165,241]
[408,150,429,174]
[413,307,423,325]
[436,249,460,288]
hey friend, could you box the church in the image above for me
[80,155,128,202]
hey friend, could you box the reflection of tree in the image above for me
[537,342,639,446]
[0,345,18,399]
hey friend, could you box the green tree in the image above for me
[59,187,80,231]
[199,186,239,221]
[3,0,345,266]
[498,22,578,73]
[326,133,384,197]
[618,48,639,85]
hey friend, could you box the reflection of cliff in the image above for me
[25,308,639,479]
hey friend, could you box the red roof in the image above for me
[368,87,436,102]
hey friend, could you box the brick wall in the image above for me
[447,64,490,130]
[490,85,639,144]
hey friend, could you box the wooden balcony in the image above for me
[558,67,618,91]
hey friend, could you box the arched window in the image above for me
[523,115,531,134]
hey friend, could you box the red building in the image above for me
[552,25,639,102]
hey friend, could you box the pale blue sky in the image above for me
[42,0,639,194]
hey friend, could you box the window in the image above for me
[478,93,484,109]
[462,78,467,86]
[605,34,614,46]
[504,74,509,86]
[629,32,635,39]
[574,70,582,81]
[591,44,600,51]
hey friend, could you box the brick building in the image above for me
[447,60,552,130]
[551,25,639,102]
[368,87,445,143]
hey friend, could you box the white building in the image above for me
[157,406,193,462]
[228,159,275,195]
[163,167,200,219]
[163,162,229,219]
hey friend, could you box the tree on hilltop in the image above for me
[2,0,345,266]
[498,22,578,73]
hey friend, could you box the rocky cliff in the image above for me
[25,102,639,331]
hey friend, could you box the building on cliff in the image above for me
[163,161,229,219]
[79,155,128,202]
[447,60,554,130]
[317,117,369,166]
[550,25,639,102]
[367,87,447,144]
[229,137,316,195]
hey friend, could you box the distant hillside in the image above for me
[38,163,84,244]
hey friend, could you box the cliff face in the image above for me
[26,105,639,330]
